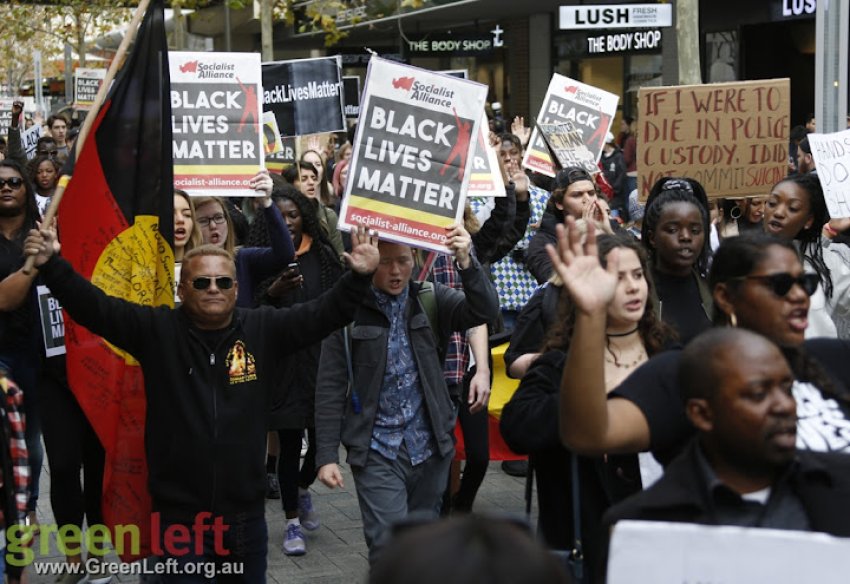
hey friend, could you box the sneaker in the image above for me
[266,473,281,499]
[282,523,306,556]
[298,491,320,531]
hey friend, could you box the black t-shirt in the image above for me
[653,270,711,345]
[0,235,33,352]
[610,338,850,466]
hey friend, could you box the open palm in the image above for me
[545,218,619,314]
[343,225,380,275]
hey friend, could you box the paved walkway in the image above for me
[28,451,535,582]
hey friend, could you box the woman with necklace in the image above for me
[501,232,675,581]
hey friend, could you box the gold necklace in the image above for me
[605,346,647,369]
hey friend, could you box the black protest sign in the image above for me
[262,57,346,138]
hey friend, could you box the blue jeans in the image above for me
[157,514,267,583]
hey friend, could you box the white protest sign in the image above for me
[468,112,505,197]
[523,73,618,177]
[608,521,850,584]
[21,124,43,160]
[170,51,263,197]
[807,129,850,218]
[74,68,107,109]
[37,286,65,358]
[339,57,488,253]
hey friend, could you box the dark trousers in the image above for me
[453,372,490,512]
[277,427,317,515]
[39,357,105,530]
[158,514,267,583]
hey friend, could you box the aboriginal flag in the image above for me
[57,0,172,560]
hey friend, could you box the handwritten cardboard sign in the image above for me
[339,57,488,253]
[637,78,790,199]
[537,120,598,173]
[807,129,850,218]
[170,51,263,197]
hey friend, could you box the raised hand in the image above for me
[545,217,618,315]
[444,223,472,268]
[585,198,614,235]
[511,115,531,148]
[24,221,60,267]
[343,224,380,275]
[249,169,273,198]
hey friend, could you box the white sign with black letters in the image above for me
[560,4,672,30]
[37,285,65,358]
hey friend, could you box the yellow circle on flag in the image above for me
[91,216,175,365]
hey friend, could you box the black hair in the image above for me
[0,160,38,240]
[641,177,712,275]
[708,232,799,326]
[542,232,676,357]
[545,167,600,218]
[623,115,634,125]
[679,328,766,402]
[26,154,61,193]
[790,125,809,142]
[799,137,811,155]
[771,173,832,297]
[499,132,522,152]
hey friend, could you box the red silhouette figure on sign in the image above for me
[586,113,610,155]
[440,108,472,182]
[180,61,198,73]
[235,77,258,134]
[565,85,578,95]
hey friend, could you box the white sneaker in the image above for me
[283,522,306,556]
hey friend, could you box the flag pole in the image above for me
[24,0,154,274]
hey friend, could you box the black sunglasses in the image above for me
[734,272,819,297]
[191,276,235,291]
[0,177,24,189]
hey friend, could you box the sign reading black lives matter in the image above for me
[170,51,263,197]
[262,56,346,138]
[339,57,488,253]
[74,68,106,109]
[343,76,361,119]
[523,73,618,177]
[37,286,65,357]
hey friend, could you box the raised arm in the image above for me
[24,225,156,357]
[546,218,651,455]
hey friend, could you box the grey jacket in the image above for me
[315,257,499,468]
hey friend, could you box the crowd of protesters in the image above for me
[0,96,849,584]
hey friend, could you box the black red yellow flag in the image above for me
[57,0,172,560]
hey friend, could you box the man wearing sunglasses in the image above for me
[23,224,381,581]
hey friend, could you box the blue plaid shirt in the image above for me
[370,285,435,465]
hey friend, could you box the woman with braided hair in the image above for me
[640,177,713,343]
[763,172,850,338]
[259,185,344,556]
[553,226,850,470]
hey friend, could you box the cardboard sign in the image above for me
[37,285,65,358]
[537,121,598,173]
[523,74,618,177]
[262,111,284,155]
[468,112,505,197]
[807,129,850,218]
[339,57,488,253]
[608,521,850,584]
[262,56,346,138]
[343,75,361,119]
[637,78,790,199]
[21,124,43,160]
[169,52,263,197]
[74,68,107,109]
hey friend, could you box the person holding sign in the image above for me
[602,327,850,573]
[314,227,499,565]
[193,170,296,308]
[24,223,381,581]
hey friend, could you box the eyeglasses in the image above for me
[197,214,227,228]
[734,272,819,297]
[0,177,24,189]
[191,276,235,290]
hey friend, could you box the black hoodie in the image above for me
[40,255,371,522]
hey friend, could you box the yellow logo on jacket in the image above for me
[225,340,257,384]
